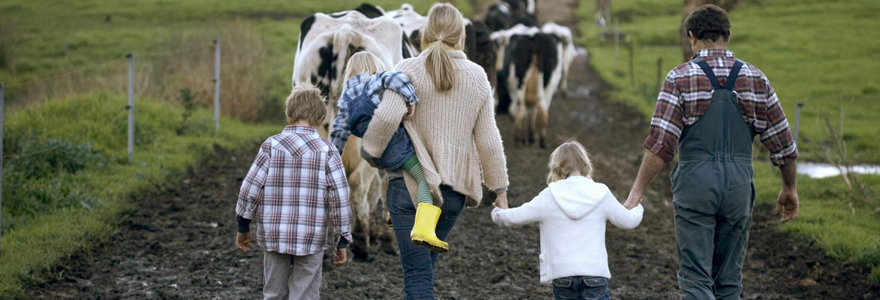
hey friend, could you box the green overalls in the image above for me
[672,58,755,300]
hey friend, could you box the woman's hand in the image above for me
[493,192,509,209]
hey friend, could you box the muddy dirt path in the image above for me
[26,0,880,299]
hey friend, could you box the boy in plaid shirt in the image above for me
[235,86,353,300]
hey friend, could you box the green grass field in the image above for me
[575,0,880,280]
[0,0,472,104]
[0,0,479,297]
[0,92,279,297]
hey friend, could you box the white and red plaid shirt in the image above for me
[645,49,798,166]
[236,125,352,255]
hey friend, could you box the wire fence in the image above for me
[0,39,224,249]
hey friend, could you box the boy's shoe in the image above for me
[410,203,449,253]
[385,212,393,228]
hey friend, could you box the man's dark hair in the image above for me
[685,4,731,42]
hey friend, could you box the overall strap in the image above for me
[694,57,722,91]
[724,60,744,91]
[693,57,744,91]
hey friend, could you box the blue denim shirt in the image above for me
[330,71,419,154]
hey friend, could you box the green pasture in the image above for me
[0,0,473,106]
[575,0,880,280]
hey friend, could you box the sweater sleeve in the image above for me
[491,190,546,227]
[361,91,408,158]
[603,192,644,229]
[474,81,510,191]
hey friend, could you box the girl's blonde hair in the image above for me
[421,3,466,92]
[343,51,387,83]
[547,140,594,184]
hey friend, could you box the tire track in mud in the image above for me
[26,0,880,299]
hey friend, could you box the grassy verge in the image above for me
[575,0,880,280]
[0,93,279,298]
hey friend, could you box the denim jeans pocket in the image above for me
[553,278,579,300]
[386,180,415,215]
[581,277,609,300]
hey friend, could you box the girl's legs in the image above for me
[401,155,449,253]
[402,156,433,205]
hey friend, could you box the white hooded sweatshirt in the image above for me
[491,176,644,283]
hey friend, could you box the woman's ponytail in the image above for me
[421,3,466,93]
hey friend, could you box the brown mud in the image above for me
[25,0,880,299]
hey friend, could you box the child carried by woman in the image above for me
[329,51,448,253]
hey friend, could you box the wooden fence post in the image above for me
[794,102,804,144]
[127,53,135,163]
[214,38,221,134]
[0,82,4,251]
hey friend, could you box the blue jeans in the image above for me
[552,276,610,300]
[386,178,465,300]
[348,91,415,171]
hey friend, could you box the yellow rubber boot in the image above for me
[410,203,449,253]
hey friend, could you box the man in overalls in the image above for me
[623,5,800,300]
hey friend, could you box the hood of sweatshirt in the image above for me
[548,176,609,220]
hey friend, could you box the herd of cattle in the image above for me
[291,0,580,258]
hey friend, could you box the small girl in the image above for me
[329,51,448,253]
[492,141,644,300]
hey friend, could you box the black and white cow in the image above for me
[491,24,539,114]
[385,4,424,56]
[505,0,538,15]
[293,9,411,107]
[484,0,538,32]
[470,21,498,90]
[494,26,567,148]
[541,22,578,97]
[292,5,407,259]
[385,4,496,89]
[492,23,576,112]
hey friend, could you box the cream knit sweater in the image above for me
[362,50,509,208]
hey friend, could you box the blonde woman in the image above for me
[361,3,510,298]
[492,141,644,300]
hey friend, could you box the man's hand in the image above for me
[403,105,415,121]
[333,248,347,267]
[625,150,666,210]
[776,188,799,223]
[236,232,251,253]
[493,192,509,209]
[624,189,643,210]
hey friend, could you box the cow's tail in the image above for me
[524,55,540,109]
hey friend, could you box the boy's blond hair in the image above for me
[286,86,326,126]
[343,52,387,84]
[547,140,594,184]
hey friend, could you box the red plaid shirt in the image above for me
[644,49,798,166]
[236,125,352,255]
